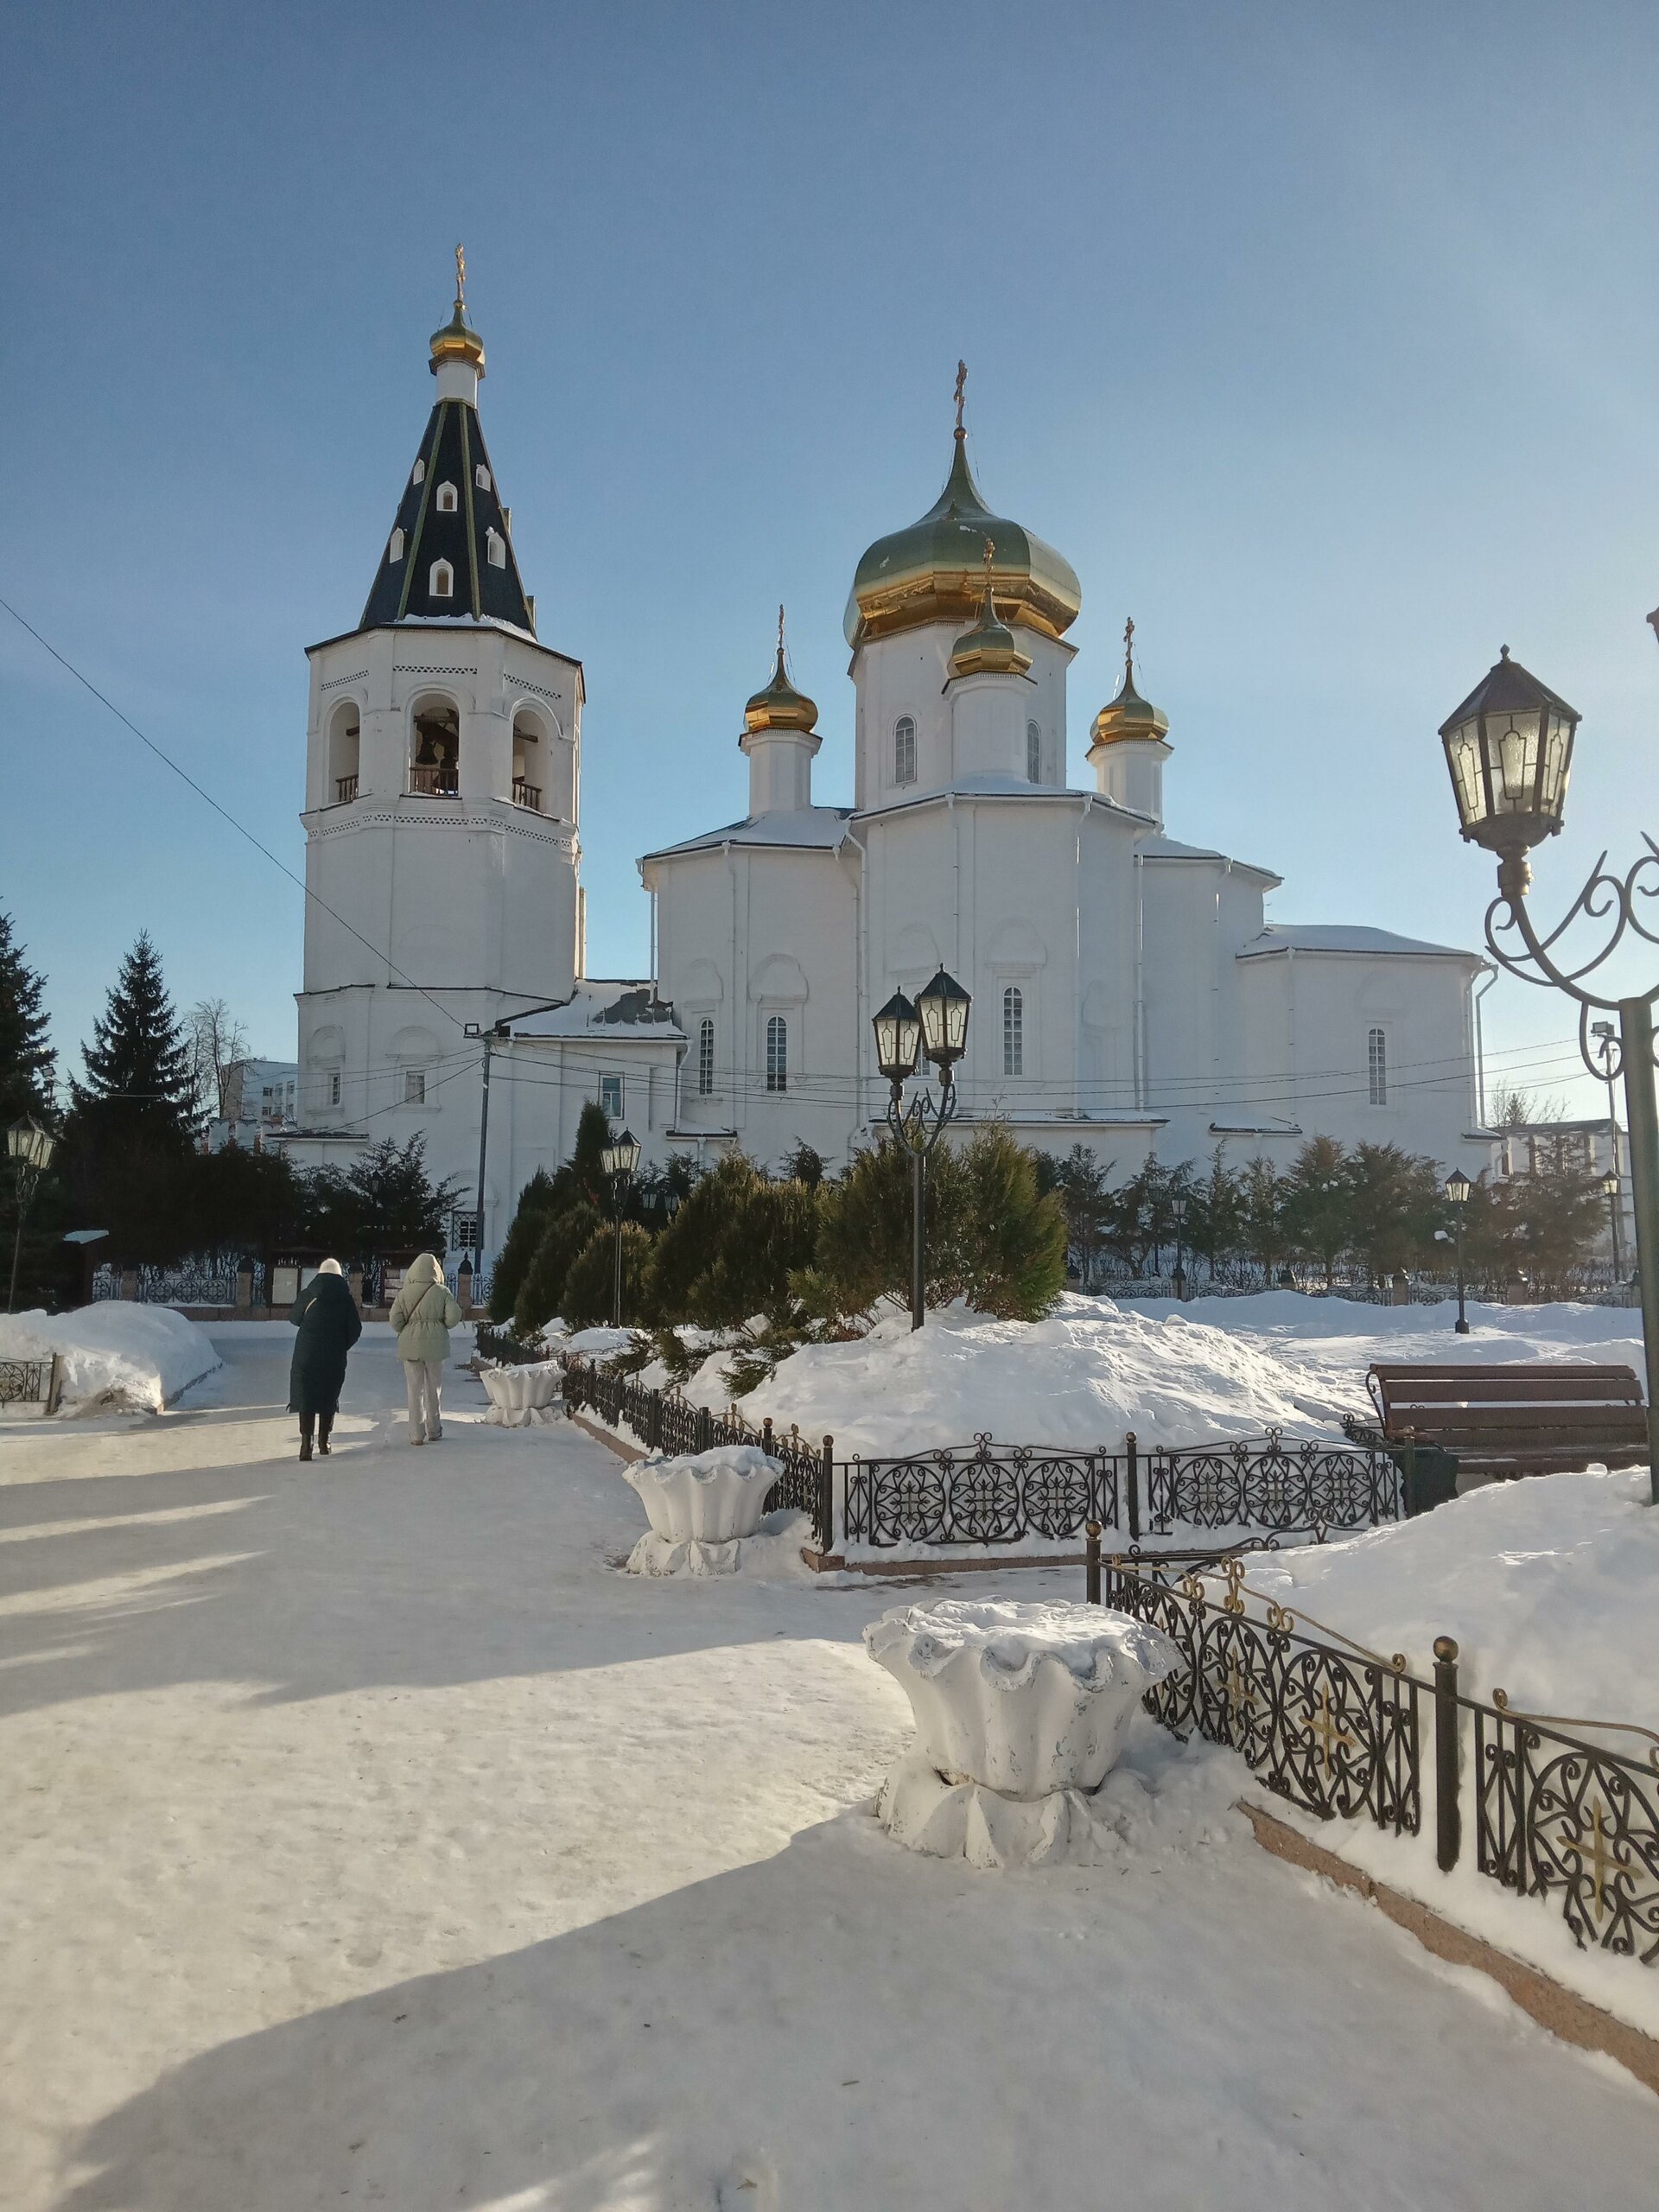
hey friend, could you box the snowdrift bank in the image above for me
[677,1293,1647,1457]
[1236,1464,1659,1722]
[0,1302,221,1413]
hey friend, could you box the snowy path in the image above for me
[3,1326,1656,2209]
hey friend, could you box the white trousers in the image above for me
[403,1358,443,1441]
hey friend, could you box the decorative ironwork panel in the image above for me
[1145,1432,1399,1541]
[1474,1707,1659,1963]
[844,1437,1117,1549]
[1104,1560,1421,1836]
[0,1359,48,1405]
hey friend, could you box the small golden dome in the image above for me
[743,611,819,733]
[1089,620,1170,749]
[950,542,1034,678]
[429,245,486,378]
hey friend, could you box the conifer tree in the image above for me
[68,933,195,1151]
[0,912,54,1126]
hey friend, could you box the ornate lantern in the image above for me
[1439,648,1579,860]
[915,968,972,1067]
[872,991,922,1085]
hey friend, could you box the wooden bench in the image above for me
[1352,1363,1649,1481]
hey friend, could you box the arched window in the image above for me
[1027,721,1042,784]
[388,527,404,563]
[474,465,492,491]
[485,527,506,569]
[435,481,458,513]
[697,1017,715,1096]
[893,715,916,786]
[1368,1027,1388,1106]
[328,701,360,804]
[429,560,454,599]
[766,1014,788,1093]
[410,696,461,794]
[1002,986,1024,1076]
[412,458,426,486]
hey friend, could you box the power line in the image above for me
[0,591,474,1042]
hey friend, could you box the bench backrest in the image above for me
[1367,1362,1646,1437]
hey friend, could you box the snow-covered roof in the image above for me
[1238,925,1480,962]
[1138,833,1281,885]
[506,981,684,1041]
[641,808,853,861]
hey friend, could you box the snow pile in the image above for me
[626,1507,815,1580]
[678,1292,1647,1457]
[1228,1465,1659,1721]
[0,1302,220,1413]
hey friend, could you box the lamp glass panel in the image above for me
[1539,711,1572,817]
[1446,724,1485,829]
[1487,711,1542,815]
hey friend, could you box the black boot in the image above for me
[299,1415,314,1463]
[318,1416,333,1458]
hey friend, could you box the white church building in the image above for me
[285,282,1495,1262]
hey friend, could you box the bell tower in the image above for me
[295,259,585,1176]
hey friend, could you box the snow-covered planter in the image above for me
[480,1361,563,1427]
[865,1599,1185,1867]
[623,1445,780,1575]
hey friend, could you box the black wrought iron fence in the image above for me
[843,1438,1119,1549]
[1093,1548,1659,1981]
[1471,1688,1659,1966]
[0,1357,53,1407]
[1144,1432,1401,1541]
[475,1321,542,1366]
[1103,1553,1423,1835]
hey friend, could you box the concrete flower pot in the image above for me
[864,1599,1185,1866]
[480,1361,563,1427]
[624,1445,779,1545]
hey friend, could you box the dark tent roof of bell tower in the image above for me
[359,397,534,633]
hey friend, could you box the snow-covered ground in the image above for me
[0,1300,221,1413]
[3,1324,1656,2209]
[674,1291,1648,1457]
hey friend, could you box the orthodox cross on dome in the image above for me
[454,243,467,308]
[982,536,995,581]
[778,602,786,658]
[1123,614,1136,678]
[954,359,967,435]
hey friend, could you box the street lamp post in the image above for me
[601,1128,641,1328]
[1600,1167,1625,1291]
[1443,1169,1471,1334]
[1438,641,1659,1494]
[871,969,972,1331]
[7,1118,58,1314]
[1591,1020,1625,1282]
[1171,1192,1189,1302]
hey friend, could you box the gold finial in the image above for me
[982,537,995,584]
[954,359,967,435]
[454,244,467,308]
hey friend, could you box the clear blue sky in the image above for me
[4,1,1655,1123]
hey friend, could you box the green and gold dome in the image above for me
[1089,621,1170,750]
[844,393,1081,650]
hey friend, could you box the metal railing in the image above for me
[334,772,359,803]
[408,764,459,797]
[1093,1548,1659,1977]
[844,1439,1119,1548]
[0,1357,54,1408]
[511,778,542,811]
[1103,1553,1422,1834]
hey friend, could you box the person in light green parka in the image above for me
[388,1251,463,1445]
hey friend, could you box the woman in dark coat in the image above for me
[288,1258,362,1460]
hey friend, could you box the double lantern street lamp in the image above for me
[1443,1169,1472,1335]
[871,969,972,1330]
[7,1117,57,1315]
[1439,639,1659,1493]
[601,1128,641,1328]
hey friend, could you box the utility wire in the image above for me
[0,591,474,1041]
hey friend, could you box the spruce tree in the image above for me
[0,911,54,1125]
[68,933,195,1151]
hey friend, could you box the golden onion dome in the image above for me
[950,542,1034,678]
[1089,620,1170,749]
[429,245,486,378]
[743,612,819,734]
[845,416,1081,650]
